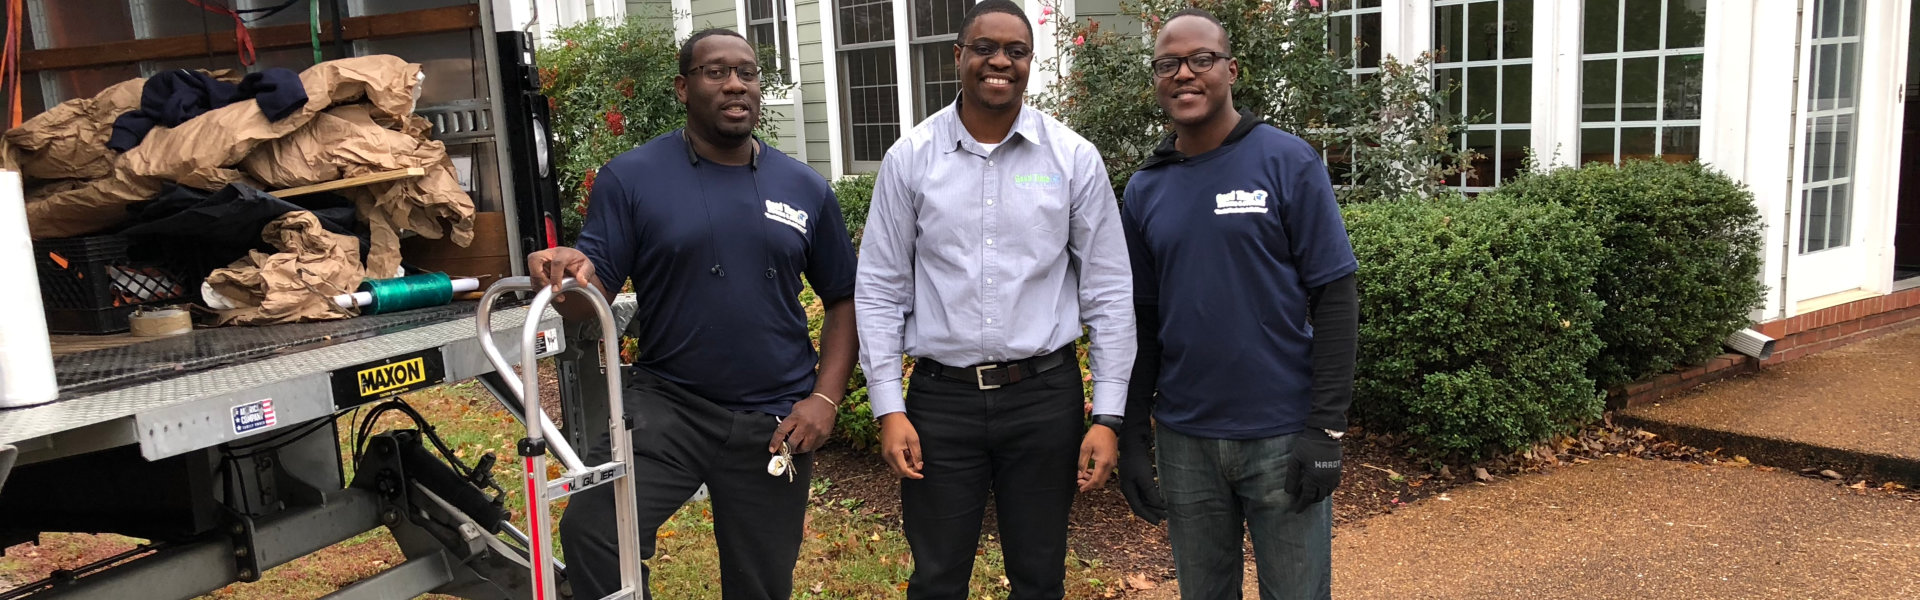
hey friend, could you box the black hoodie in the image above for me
[1122,109,1360,436]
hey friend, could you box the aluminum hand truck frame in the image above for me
[476,277,642,600]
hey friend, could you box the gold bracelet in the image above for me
[807,392,838,408]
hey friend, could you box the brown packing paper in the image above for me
[206,211,366,326]
[25,56,426,239]
[244,103,475,278]
[3,78,146,181]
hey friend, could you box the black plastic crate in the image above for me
[34,235,190,334]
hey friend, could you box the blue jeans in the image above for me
[1157,424,1333,600]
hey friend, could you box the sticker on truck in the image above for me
[232,399,278,434]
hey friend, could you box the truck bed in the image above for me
[0,300,580,465]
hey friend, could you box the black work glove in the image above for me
[1286,430,1343,513]
[1117,427,1166,525]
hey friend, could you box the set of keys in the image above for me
[767,441,794,482]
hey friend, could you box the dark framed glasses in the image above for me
[956,40,1034,61]
[686,64,762,82]
[1152,52,1231,78]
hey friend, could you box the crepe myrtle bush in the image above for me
[1496,160,1766,389]
[1345,193,1607,459]
[1033,0,1474,202]
[541,17,789,242]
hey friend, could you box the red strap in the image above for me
[184,0,257,66]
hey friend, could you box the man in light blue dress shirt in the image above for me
[852,1,1135,598]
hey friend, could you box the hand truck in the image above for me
[476,277,642,600]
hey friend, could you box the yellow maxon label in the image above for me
[358,357,427,397]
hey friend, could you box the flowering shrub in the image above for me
[541,18,790,241]
[1034,0,1474,202]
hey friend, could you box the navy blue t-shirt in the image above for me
[1121,125,1358,439]
[576,130,857,416]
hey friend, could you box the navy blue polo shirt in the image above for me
[576,130,857,416]
[1121,124,1358,439]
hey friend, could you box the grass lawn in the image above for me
[2,379,1125,599]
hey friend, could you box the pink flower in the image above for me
[1042,6,1053,15]
[1074,35,1085,45]
[1038,17,1047,25]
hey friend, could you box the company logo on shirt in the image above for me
[1013,173,1064,190]
[765,200,809,234]
[1214,189,1270,215]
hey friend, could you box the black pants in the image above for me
[559,368,813,600]
[901,355,1084,600]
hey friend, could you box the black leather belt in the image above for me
[917,346,1070,390]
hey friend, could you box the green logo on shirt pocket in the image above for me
[1013,173,1064,190]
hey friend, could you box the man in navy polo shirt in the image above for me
[1116,9,1359,599]
[528,29,857,600]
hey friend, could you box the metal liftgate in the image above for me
[475,277,642,600]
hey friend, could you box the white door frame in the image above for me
[1785,0,1911,307]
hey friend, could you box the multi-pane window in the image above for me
[837,0,899,166]
[747,0,791,85]
[912,0,970,121]
[1578,0,1707,165]
[1433,0,1533,189]
[1326,0,1383,78]
[1799,0,1864,254]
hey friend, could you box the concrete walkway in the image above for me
[1135,457,1920,599]
[1620,325,1920,485]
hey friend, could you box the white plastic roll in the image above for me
[0,170,58,408]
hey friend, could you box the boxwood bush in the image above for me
[1346,194,1607,458]
[1497,161,1766,388]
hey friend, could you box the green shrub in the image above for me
[541,18,789,242]
[1035,0,1474,201]
[831,174,875,246]
[1497,161,1766,388]
[1346,194,1606,458]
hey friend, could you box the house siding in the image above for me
[797,0,832,178]
[625,0,675,27]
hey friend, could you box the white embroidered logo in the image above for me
[1214,189,1270,215]
[764,200,809,234]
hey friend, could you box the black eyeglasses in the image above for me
[956,40,1034,62]
[686,64,762,82]
[1152,52,1231,78]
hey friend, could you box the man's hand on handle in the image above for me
[878,413,924,479]
[526,247,597,304]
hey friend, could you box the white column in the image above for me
[1026,0,1071,98]
[1382,0,1429,63]
[673,0,694,40]
[1531,0,1583,168]
[894,2,916,134]
[1748,2,1804,319]
[819,0,847,178]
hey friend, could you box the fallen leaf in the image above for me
[810,582,825,593]
[1473,467,1492,482]
[1125,573,1158,590]
[657,530,676,539]
[1820,469,1844,480]
[1850,481,1869,490]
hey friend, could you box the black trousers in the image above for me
[901,355,1084,600]
[559,368,813,600]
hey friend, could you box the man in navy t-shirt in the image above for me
[529,29,858,600]
[1116,9,1359,599]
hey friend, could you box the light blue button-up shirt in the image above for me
[855,103,1135,418]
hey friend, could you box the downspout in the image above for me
[1779,0,1807,321]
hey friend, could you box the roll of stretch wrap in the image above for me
[0,170,58,408]
[333,273,481,315]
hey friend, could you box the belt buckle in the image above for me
[975,365,1002,390]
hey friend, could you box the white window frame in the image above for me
[737,0,799,104]
[1573,0,1709,166]
[1431,0,1534,190]
[1327,0,1387,78]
